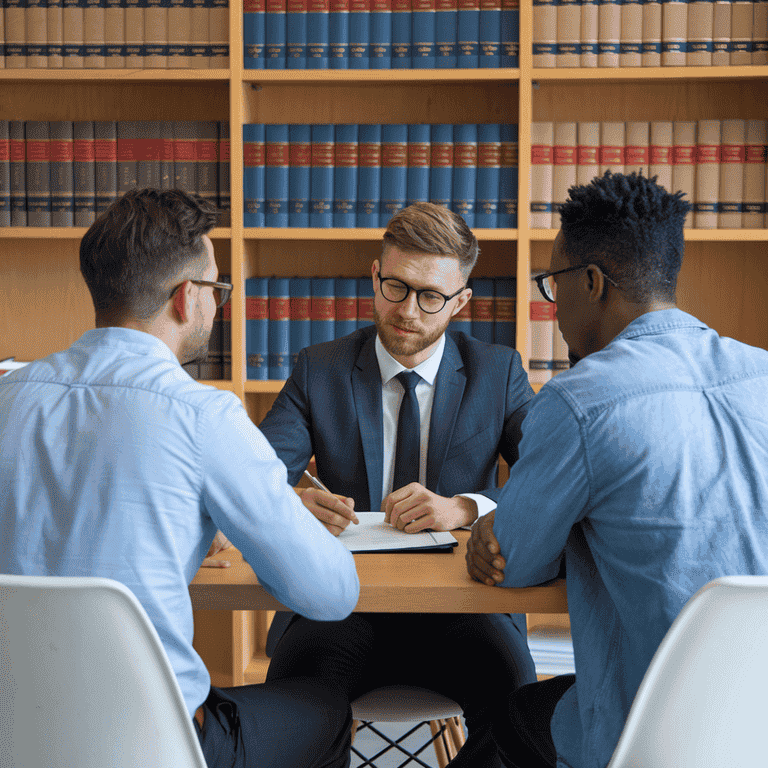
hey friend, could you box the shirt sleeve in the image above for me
[494,387,590,588]
[199,391,360,621]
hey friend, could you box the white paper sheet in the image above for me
[338,512,458,553]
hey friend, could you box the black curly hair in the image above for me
[558,171,692,303]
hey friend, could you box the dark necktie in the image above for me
[392,370,422,491]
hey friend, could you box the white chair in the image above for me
[0,574,207,768]
[608,575,768,768]
[351,686,466,767]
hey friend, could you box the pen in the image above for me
[302,470,359,525]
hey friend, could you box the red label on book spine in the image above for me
[246,296,269,320]
[198,140,218,162]
[10,140,25,163]
[50,141,74,162]
[431,143,453,167]
[454,143,478,168]
[501,142,518,166]
[495,297,515,320]
[331,0,350,11]
[244,0,265,10]
[290,143,312,166]
[220,139,231,162]
[472,297,494,321]
[336,297,357,320]
[577,146,598,165]
[266,143,289,166]
[358,297,374,322]
[312,143,335,167]
[530,301,556,321]
[531,146,553,164]
[94,139,118,162]
[553,146,576,165]
[451,302,472,321]
[478,143,501,167]
[266,0,285,11]
[311,297,335,320]
[270,297,290,320]
[335,143,359,167]
[290,296,311,320]
[673,146,695,165]
[625,146,649,165]
[720,145,746,163]
[650,146,671,164]
[746,146,765,163]
[0,140,9,162]
[174,140,196,162]
[360,142,382,167]
[599,146,625,165]
[408,143,430,167]
[26,141,50,162]
[696,145,720,163]
[383,143,407,167]
[244,143,266,166]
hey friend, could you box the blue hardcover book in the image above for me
[243,123,266,227]
[500,0,519,67]
[452,123,477,225]
[268,277,291,379]
[357,124,382,227]
[392,0,412,66]
[349,0,371,67]
[381,123,408,223]
[311,277,336,344]
[334,123,359,228]
[476,123,501,228]
[329,0,350,67]
[412,0,436,67]
[289,124,312,227]
[457,0,480,67]
[289,277,312,369]
[244,0,266,68]
[307,0,330,67]
[493,276,516,347]
[499,122,518,228]
[335,277,358,338]
[265,124,290,227]
[357,276,376,328]
[246,277,269,379]
[310,123,335,227]
[429,123,453,210]
[479,0,501,67]
[265,0,287,67]
[371,0,393,67]
[407,123,431,206]
[469,277,494,343]
[435,0,458,67]
[286,0,308,68]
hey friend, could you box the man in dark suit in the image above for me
[259,202,537,768]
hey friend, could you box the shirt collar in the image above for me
[73,327,180,364]
[375,333,446,387]
[613,308,709,342]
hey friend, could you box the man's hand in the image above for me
[382,483,478,532]
[466,512,506,586]
[298,487,358,536]
[201,530,233,568]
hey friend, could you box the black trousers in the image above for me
[266,612,538,768]
[194,678,353,768]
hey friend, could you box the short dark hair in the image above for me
[558,171,692,303]
[382,202,480,279]
[80,188,218,322]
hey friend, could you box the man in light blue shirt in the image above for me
[465,172,768,768]
[0,188,360,768]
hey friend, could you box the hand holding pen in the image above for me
[301,470,359,536]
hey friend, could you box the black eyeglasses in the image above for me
[533,265,620,303]
[378,275,466,314]
[171,280,233,309]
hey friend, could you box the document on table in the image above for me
[338,512,458,553]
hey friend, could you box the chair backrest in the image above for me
[0,574,207,768]
[608,575,768,768]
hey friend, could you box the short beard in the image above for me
[179,305,212,365]
[373,304,450,360]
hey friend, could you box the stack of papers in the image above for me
[528,626,575,676]
[338,512,457,553]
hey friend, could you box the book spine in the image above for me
[694,119,720,230]
[63,0,85,68]
[286,0,308,68]
[624,120,649,177]
[94,120,118,215]
[641,0,662,65]
[9,121,27,226]
[576,120,599,186]
[49,121,75,228]
[620,0,643,66]
[196,120,219,210]
[429,122,453,210]
[289,123,312,227]
[209,0,229,67]
[457,0,479,66]
[661,0,687,65]
[371,0,392,67]
[557,0,582,68]
[711,0,730,65]
[124,0,144,67]
[188,0,210,67]
[104,0,124,68]
[26,121,52,227]
[718,118,745,229]
[599,120,625,176]
[307,0,330,67]
[221,289,232,378]
[452,122,478,226]
[289,276,312,368]
[73,121,96,227]
[48,0,66,68]
[5,0,28,69]
[436,0,458,67]
[449,298,472,334]
[27,0,49,68]
[530,120,554,229]
[329,0,350,67]
[412,0,436,67]
[244,0,267,68]
[169,0,193,67]
[137,120,163,189]
[268,277,291,379]
[265,0,287,67]
[159,120,174,189]
[310,123,335,227]
[173,120,196,192]
[649,120,673,194]
[532,0,556,67]
[243,122,266,227]
[529,270,554,385]
[217,121,230,224]
[493,276,516,347]
[753,0,768,64]
[311,277,336,344]
[730,0,753,65]
[0,122,10,227]
[597,0,620,67]
[380,123,408,223]
[498,122,518,228]
[500,0,519,67]
[470,277,494,343]
[687,0,713,65]
[391,0,411,66]
[479,0,501,67]
[204,274,226,379]
[742,119,767,229]
[333,123,359,227]
[357,275,375,328]
[552,121,577,217]
[349,0,371,67]
[552,322,569,373]
[117,120,139,193]
[265,123,290,227]
[335,276,358,338]
[476,123,500,228]
[672,120,696,228]
[246,276,269,379]
[580,0,598,65]
[82,0,106,68]
[406,123,431,206]
[358,123,382,227]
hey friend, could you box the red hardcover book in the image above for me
[73,121,96,228]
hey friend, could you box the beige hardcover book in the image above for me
[730,0,754,64]
[0,5,4,68]
[529,272,554,385]
[63,0,85,68]
[649,121,673,193]
[753,0,768,64]
[642,0,662,65]
[620,0,643,66]
[625,121,649,177]
[743,120,767,228]
[84,0,106,67]
[209,0,229,67]
[4,0,26,68]
[189,0,210,68]
[48,0,65,67]
[581,0,598,66]
[600,121,625,176]
[104,0,125,68]
[695,119,720,230]
[687,0,713,65]
[576,122,600,186]
[598,0,621,67]
[673,121,696,228]
[533,0,557,67]
[145,0,168,67]
[718,119,745,229]
[552,122,577,215]
[557,0,581,66]
[661,0,687,65]
[124,0,143,68]
[712,0,731,65]
[530,122,554,229]
[168,0,193,67]
[27,0,49,68]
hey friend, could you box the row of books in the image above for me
[531,120,768,230]
[0,120,231,227]
[0,0,229,69]
[243,123,518,230]
[244,0,520,69]
[184,275,232,380]
[533,0,768,67]
[245,275,518,379]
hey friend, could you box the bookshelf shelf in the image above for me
[530,229,768,243]
[0,69,232,82]
[242,69,521,84]
[0,227,233,240]
[243,228,518,241]
[531,65,768,83]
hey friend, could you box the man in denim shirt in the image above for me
[465,172,768,768]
